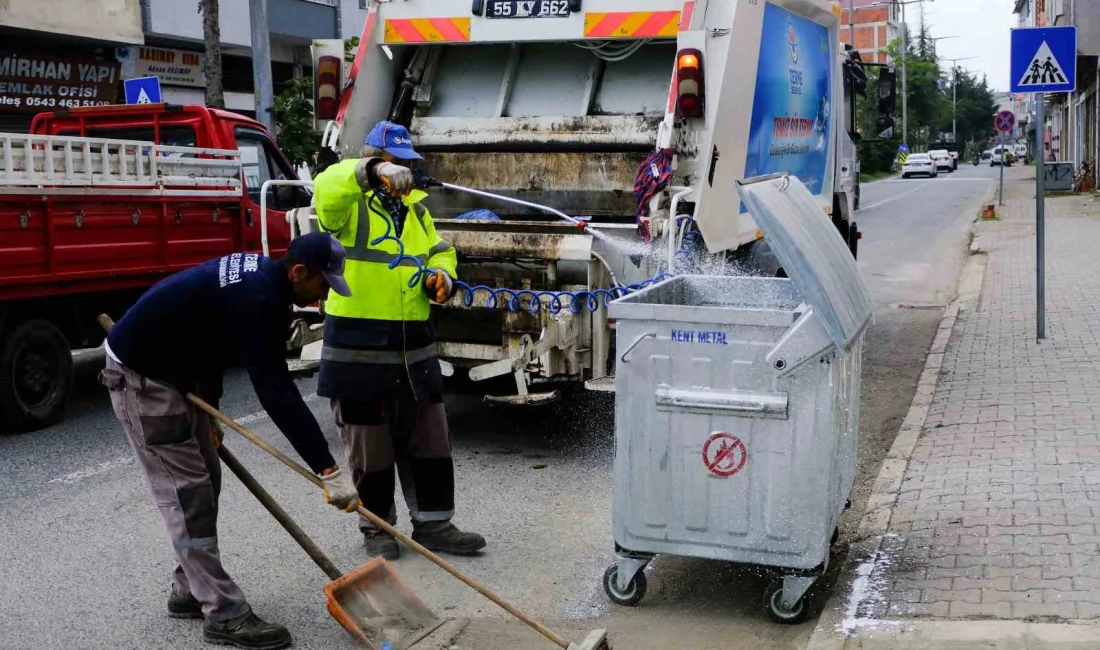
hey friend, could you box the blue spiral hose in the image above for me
[366,194,685,315]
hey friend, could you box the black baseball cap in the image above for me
[286,232,352,297]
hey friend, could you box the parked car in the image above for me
[902,153,939,178]
[929,149,954,173]
[948,151,959,171]
[1014,144,1029,164]
[981,150,993,162]
[991,146,1014,167]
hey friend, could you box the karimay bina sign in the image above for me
[0,53,119,111]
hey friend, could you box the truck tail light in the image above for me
[315,55,341,120]
[676,49,704,119]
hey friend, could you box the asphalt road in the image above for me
[0,163,1001,650]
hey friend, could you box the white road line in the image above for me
[49,455,134,485]
[47,394,324,486]
[235,393,322,426]
[857,186,924,212]
[877,178,993,184]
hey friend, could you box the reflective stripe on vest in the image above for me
[323,193,435,321]
[343,197,431,265]
[321,343,438,365]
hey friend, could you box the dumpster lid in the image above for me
[735,174,872,353]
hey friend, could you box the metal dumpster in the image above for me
[602,174,872,624]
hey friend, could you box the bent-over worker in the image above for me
[100,230,385,649]
[313,121,486,561]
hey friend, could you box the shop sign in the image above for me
[117,46,205,88]
[0,53,119,112]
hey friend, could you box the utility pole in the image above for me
[942,56,977,146]
[900,1,908,145]
[249,0,275,133]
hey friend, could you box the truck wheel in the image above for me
[0,319,73,431]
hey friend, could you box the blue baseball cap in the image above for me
[365,121,422,161]
[286,232,352,297]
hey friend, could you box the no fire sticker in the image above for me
[702,432,747,478]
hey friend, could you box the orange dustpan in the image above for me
[218,441,440,648]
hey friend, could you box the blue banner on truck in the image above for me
[744,3,834,207]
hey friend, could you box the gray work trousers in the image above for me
[99,357,249,622]
[332,397,454,534]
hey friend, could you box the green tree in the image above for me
[271,77,320,170]
[940,68,998,156]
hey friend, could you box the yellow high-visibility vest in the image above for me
[313,160,457,322]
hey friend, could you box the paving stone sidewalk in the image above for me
[861,170,1100,622]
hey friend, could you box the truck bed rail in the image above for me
[0,133,242,197]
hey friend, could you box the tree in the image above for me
[940,68,997,155]
[199,0,224,109]
[271,77,320,170]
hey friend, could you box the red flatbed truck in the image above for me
[0,103,312,431]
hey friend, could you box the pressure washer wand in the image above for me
[413,171,615,245]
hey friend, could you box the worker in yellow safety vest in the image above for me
[312,121,486,560]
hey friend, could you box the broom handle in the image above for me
[189,393,570,649]
[97,314,568,648]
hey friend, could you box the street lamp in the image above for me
[941,55,978,147]
[870,0,935,147]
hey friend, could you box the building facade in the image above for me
[1018,0,1100,168]
[0,0,367,132]
[833,0,902,64]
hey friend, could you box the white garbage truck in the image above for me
[312,0,896,404]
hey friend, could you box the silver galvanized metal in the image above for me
[604,174,870,622]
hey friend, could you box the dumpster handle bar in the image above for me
[620,333,656,363]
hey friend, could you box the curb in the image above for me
[806,216,992,650]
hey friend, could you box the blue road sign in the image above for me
[898,143,910,154]
[123,76,162,105]
[995,110,1016,133]
[1011,26,1076,93]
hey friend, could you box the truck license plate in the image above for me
[484,0,571,19]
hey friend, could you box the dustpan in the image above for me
[325,557,440,648]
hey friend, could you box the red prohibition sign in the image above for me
[702,432,748,477]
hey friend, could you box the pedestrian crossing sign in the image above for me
[1011,26,1076,94]
[123,76,162,105]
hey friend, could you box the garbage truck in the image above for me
[311,0,897,404]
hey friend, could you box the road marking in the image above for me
[235,393,322,426]
[49,455,134,485]
[877,178,992,184]
[857,186,923,212]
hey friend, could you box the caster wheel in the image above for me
[764,578,811,624]
[603,564,647,606]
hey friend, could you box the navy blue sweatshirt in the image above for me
[107,253,337,474]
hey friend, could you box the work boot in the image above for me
[167,592,204,619]
[202,610,291,650]
[363,531,400,561]
[412,524,486,556]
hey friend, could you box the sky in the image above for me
[903,0,1020,93]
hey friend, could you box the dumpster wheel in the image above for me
[603,564,647,606]
[764,578,811,625]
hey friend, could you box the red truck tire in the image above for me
[0,319,73,432]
